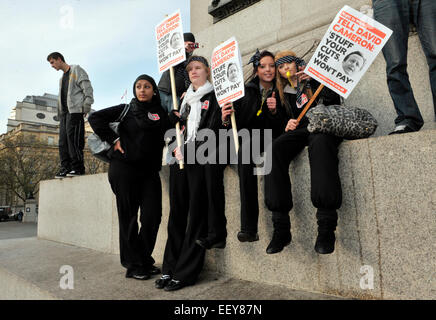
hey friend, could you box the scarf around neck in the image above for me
[180,80,214,143]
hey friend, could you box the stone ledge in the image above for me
[37,130,436,299]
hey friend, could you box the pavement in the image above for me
[0,220,37,240]
[0,221,348,302]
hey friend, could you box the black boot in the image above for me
[266,212,292,254]
[314,210,337,254]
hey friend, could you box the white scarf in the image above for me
[180,80,214,143]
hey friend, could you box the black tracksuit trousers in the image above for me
[264,127,342,228]
[237,130,270,234]
[59,112,85,172]
[238,155,259,235]
[204,163,227,242]
[204,134,265,239]
[162,163,208,284]
[108,159,162,271]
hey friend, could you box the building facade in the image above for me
[7,93,60,133]
[0,93,107,212]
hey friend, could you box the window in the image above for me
[36,113,46,119]
[48,136,54,145]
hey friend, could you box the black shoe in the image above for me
[149,265,161,275]
[125,268,150,280]
[164,279,187,292]
[155,275,171,289]
[314,231,336,254]
[266,232,292,254]
[55,168,70,179]
[389,126,415,135]
[195,237,226,250]
[67,170,85,177]
[237,231,259,242]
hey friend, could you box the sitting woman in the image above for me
[264,50,343,255]
[88,74,168,279]
[155,55,222,291]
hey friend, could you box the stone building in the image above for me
[7,93,60,133]
[0,94,107,212]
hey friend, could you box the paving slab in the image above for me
[0,221,37,240]
[0,236,346,301]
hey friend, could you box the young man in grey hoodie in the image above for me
[47,52,94,178]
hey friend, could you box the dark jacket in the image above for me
[232,76,283,139]
[168,90,223,162]
[275,79,341,132]
[158,61,190,97]
[88,102,170,171]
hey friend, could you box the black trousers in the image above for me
[264,127,342,221]
[59,112,85,172]
[162,163,208,284]
[108,159,162,271]
[238,157,259,234]
[237,129,269,234]
[204,163,227,241]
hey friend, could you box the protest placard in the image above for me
[155,10,186,169]
[155,10,186,73]
[304,5,392,98]
[211,37,245,106]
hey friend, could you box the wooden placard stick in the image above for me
[169,66,184,169]
[229,103,239,154]
[296,84,324,123]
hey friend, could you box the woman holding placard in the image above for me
[263,50,343,255]
[221,49,282,244]
[155,55,222,291]
[88,74,168,280]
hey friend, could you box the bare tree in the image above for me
[0,134,58,203]
[84,151,109,174]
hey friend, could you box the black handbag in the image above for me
[306,104,378,140]
[87,104,130,162]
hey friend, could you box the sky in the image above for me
[0,0,191,134]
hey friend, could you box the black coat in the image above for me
[88,102,170,171]
[168,90,224,162]
[275,79,341,132]
[157,61,190,97]
[232,76,283,139]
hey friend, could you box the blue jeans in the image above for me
[373,0,436,131]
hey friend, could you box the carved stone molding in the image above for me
[208,0,262,23]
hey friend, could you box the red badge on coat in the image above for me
[296,93,308,109]
[201,100,209,110]
[148,112,160,121]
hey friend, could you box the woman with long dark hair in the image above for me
[264,50,343,255]
[220,49,282,244]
